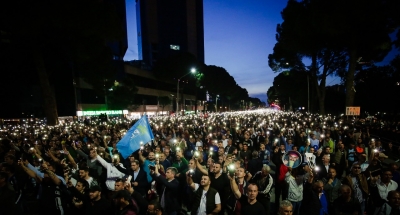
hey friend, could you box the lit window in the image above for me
[170,45,180,50]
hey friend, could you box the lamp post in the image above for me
[215,95,219,112]
[176,68,196,116]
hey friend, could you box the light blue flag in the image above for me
[117,115,154,159]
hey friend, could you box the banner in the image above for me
[345,107,360,116]
[117,115,154,158]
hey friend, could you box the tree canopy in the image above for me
[1,0,126,124]
[269,0,398,114]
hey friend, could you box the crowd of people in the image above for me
[0,109,400,215]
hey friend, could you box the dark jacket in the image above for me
[131,169,149,196]
[151,174,180,213]
[0,183,16,215]
[115,165,149,197]
[317,163,330,180]
[114,199,138,215]
[300,182,324,215]
[86,197,112,215]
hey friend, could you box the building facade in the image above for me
[136,0,204,67]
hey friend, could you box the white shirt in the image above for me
[377,179,398,201]
[325,164,329,173]
[96,155,125,190]
[222,139,228,148]
[134,168,140,181]
[195,141,203,150]
[194,184,221,215]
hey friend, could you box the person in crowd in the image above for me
[239,143,251,167]
[370,169,398,213]
[0,172,16,215]
[95,150,125,191]
[247,150,262,176]
[333,184,361,215]
[300,169,328,215]
[78,165,98,188]
[332,141,347,178]
[226,165,250,215]
[225,138,236,155]
[250,164,273,214]
[258,143,271,165]
[342,163,369,215]
[86,185,112,215]
[317,154,332,180]
[171,150,188,178]
[279,200,293,215]
[150,165,180,215]
[275,147,288,211]
[280,134,294,152]
[321,132,335,154]
[123,159,149,197]
[309,133,320,149]
[19,158,67,215]
[375,190,400,215]
[113,190,139,215]
[139,150,157,183]
[66,178,90,215]
[187,174,221,215]
[322,167,342,214]
[114,178,148,215]
[209,161,230,214]
[147,200,163,215]
[389,163,400,189]
[229,176,266,215]
[158,153,171,171]
[72,143,103,179]
[347,142,357,173]
[285,167,303,215]
[0,162,22,211]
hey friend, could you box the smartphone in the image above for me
[149,165,156,171]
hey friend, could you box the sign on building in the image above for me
[345,107,360,116]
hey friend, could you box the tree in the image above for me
[158,96,171,113]
[269,0,348,115]
[107,77,138,110]
[328,0,394,107]
[2,0,124,125]
[269,0,396,114]
[354,55,400,113]
[267,70,309,110]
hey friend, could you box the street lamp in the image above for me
[176,68,196,116]
[215,95,219,112]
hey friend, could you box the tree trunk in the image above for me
[311,53,319,114]
[318,81,326,115]
[34,49,59,125]
[317,54,329,116]
[345,49,357,107]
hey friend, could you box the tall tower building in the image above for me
[136,0,204,67]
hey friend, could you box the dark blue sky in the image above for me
[124,0,399,103]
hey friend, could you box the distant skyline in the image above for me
[124,0,399,103]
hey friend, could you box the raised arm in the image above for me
[18,160,41,183]
[229,176,241,199]
[195,158,208,175]
[138,150,146,164]
[186,171,196,190]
